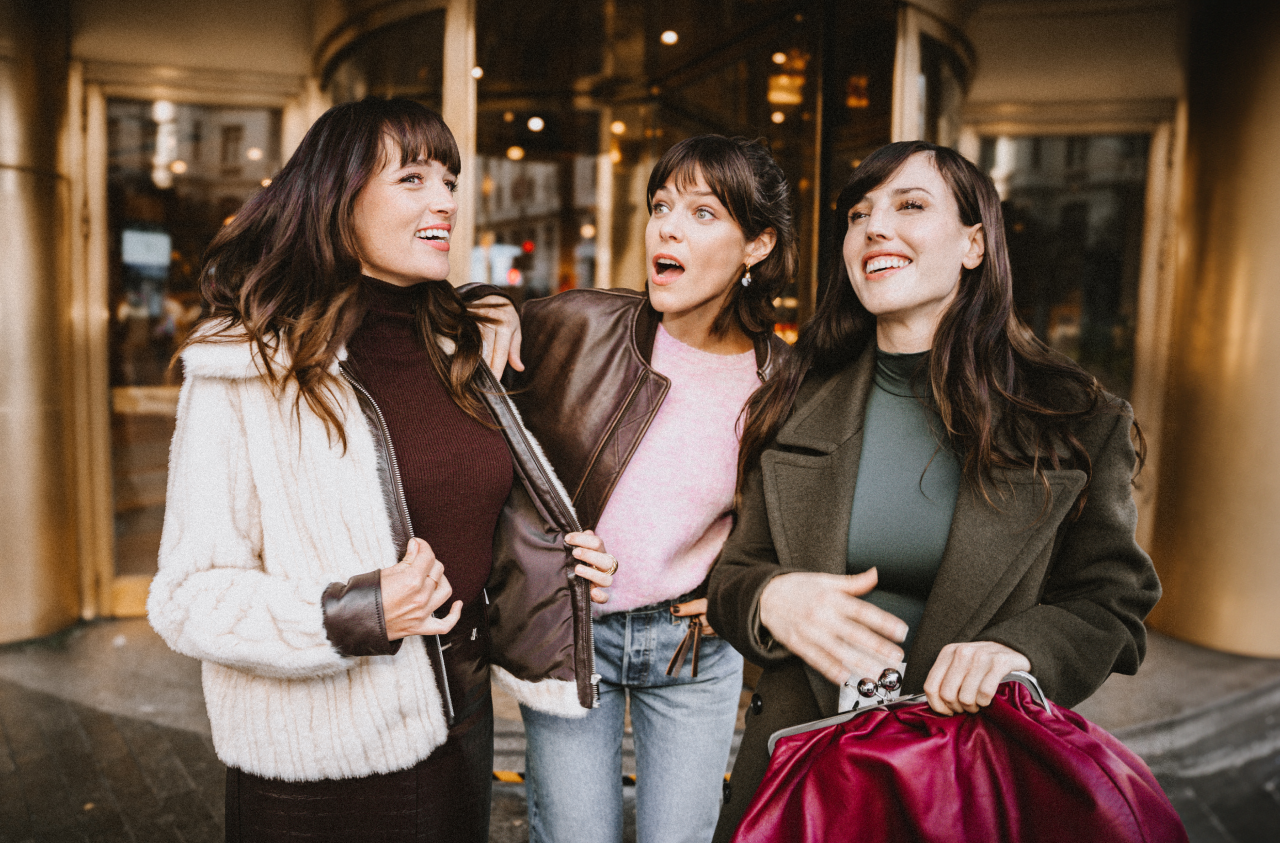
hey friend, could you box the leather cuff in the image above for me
[322,570,402,657]
[456,282,517,306]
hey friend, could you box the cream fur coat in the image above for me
[147,336,449,782]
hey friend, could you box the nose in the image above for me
[431,181,457,218]
[656,212,682,242]
[865,205,891,241]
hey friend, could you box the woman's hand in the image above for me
[759,568,908,686]
[567,530,616,604]
[471,295,524,378]
[671,598,715,635]
[922,641,1031,716]
[380,538,463,640]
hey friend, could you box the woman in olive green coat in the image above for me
[707,141,1161,842]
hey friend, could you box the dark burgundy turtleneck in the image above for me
[345,276,513,607]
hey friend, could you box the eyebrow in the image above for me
[852,186,933,207]
[656,185,715,197]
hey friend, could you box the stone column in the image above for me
[1147,0,1280,656]
[0,0,79,642]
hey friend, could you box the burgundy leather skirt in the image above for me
[224,600,494,842]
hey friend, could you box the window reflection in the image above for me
[107,98,282,577]
[980,134,1150,398]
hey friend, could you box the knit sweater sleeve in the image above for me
[147,373,354,680]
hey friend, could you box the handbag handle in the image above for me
[1000,670,1052,714]
[767,672,1054,756]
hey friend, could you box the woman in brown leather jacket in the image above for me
[147,97,615,842]
[482,135,796,843]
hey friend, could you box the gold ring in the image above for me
[605,556,619,576]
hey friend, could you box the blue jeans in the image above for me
[522,602,744,843]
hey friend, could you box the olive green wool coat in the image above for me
[707,343,1162,843]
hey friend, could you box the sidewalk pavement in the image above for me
[1,618,1277,842]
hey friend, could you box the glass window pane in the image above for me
[107,98,282,577]
[324,11,446,109]
[981,134,1151,398]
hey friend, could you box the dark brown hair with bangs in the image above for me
[186,96,494,444]
[646,135,797,340]
[739,140,1142,513]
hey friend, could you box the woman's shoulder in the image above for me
[179,321,292,382]
[519,288,649,357]
[522,287,645,325]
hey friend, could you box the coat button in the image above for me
[750,693,763,715]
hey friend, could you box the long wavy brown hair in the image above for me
[185,97,494,446]
[739,141,1142,513]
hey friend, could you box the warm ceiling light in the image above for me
[169,160,188,174]
[609,148,622,164]
[245,147,264,161]
[771,111,786,124]
[580,223,597,240]
[772,52,787,64]
[610,120,627,135]
[660,30,678,45]
[503,111,515,123]
[507,145,526,161]
[151,99,175,122]
[527,116,545,132]
[471,66,484,79]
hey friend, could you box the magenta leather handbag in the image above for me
[732,674,1188,843]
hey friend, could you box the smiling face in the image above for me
[843,152,985,352]
[351,138,458,287]
[646,169,774,348]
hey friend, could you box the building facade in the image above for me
[2,0,1275,658]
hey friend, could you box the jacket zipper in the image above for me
[340,365,414,537]
[339,363,456,723]
[486,377,600,707]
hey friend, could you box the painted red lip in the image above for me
[862,250,912,277]
[417,225,451,252]
[651,252,685,286]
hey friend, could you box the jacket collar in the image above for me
[178,322,310,381]
[180,321,456,382]
[775,343,878,453]
[629,294,782,382]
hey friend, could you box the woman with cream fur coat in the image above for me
[148,98,615,840]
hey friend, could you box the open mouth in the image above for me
[415,228,451,243]
[653,255,684,283]
[864,255,911,278]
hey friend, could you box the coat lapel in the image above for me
[760,347,876,716]
[761,347,876,575]
[904,466,1087,691]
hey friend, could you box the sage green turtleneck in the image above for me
[846,349,960,652]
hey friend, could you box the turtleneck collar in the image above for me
[874,347,930,399]
[361,274,420,316]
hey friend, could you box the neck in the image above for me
[661,308,753,355]
[875,315,938,354]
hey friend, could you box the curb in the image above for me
[1116,675,1280,776]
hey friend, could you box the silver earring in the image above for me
[741,268,752,287]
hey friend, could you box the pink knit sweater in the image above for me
[595,324,761,613]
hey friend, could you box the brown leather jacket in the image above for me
[507,288,789,529]
[325,286,789,716]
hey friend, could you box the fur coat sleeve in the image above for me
[148,342,399,680]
